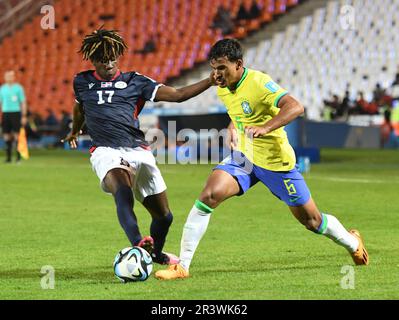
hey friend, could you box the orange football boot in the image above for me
[349,229,369,265]
[155,264,189,280]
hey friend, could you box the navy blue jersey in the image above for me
[73,70,162,148]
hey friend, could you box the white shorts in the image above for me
[90,146,167,203]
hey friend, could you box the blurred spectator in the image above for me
[323,94,341,119]
[348,91,368,115]
[44,108,59,127]
[323,84,396,122]
[211,5,235,35]
[143,38,156,53]
[55,110,72,148]
[26,111,42,140]
[338,90,351,117]
[33,112,44,126]
[392,73,399,87]
[379,91,393,109]
[249,0,261,19]
[236,1,260,22]
[365,98,379,115]
[135,36,156,54]
[324,91,350,119]
[59,110,72,137]
[349,91,368,115]
[373,83,385,102]
[391,67,399,87]
[380,108,392,148]
[236,2,251,21]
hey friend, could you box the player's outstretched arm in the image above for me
[245,95,304,138]
[154,71,217,103]
[61,102,85,149]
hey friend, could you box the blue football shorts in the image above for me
[214,151,311,207]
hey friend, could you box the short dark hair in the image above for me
[208,39,243,62]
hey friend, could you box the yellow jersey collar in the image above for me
[228,68,248,93]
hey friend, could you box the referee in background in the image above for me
[0,70,27,163]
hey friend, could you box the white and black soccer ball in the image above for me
[113,246,153,283]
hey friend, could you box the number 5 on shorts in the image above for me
[284,179,297,195]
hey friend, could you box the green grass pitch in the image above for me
[0,148,398,300]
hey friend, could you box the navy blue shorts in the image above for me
[214,151,311,207]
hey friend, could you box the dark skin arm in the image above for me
[62,72,217,147]
[61,102,85,149]
[245,94,304,138]
[155,72,216,102]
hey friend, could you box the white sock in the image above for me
[179,201,212,271]
[318,213,359,252]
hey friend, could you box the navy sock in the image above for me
[151,212,173,256]
[5,141,12,161]
[114,186,142,246]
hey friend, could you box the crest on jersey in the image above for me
[241,101,252,115]
[115,81,127,89]
[101,82,113,88]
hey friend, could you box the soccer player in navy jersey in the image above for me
[62,28,216,265]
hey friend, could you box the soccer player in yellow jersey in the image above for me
[156,39,369,280]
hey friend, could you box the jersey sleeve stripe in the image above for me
[150,84,164,102]
[274,91,289,107]
[134,97,146,119]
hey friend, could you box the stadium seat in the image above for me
[0,0,302,117]
[164,0,399,120]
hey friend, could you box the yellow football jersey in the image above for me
[217,68,296,171]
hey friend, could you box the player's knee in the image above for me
[152,207,173,219]
[199,188,224,209]
[148,205,171,218]
[156,202,172,217]
[159,212,173,225]
[106,169,132,195]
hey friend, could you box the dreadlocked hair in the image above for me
[79,28,128,62]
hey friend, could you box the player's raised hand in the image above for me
[61,130,82,149]
[245,126,269,138]
[21,115,28,127]
[209,70,220,86]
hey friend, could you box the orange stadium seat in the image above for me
[274,0,287,14]
[0,0,300,117]
[287,0,299,7]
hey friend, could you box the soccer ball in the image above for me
[113,246,153,283]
